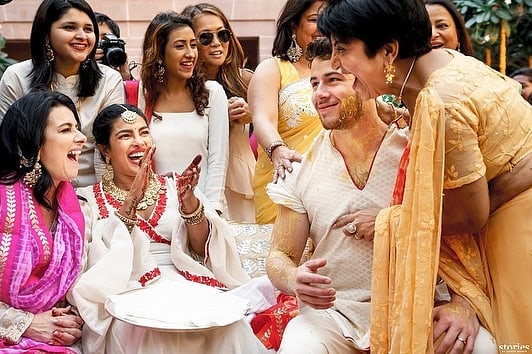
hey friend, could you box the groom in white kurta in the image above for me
[265,38,408,353]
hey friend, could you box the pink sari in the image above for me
[0,181,84,353]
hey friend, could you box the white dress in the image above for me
[144,80,229,213]
[0,60,125,188]
[71,175,272,354]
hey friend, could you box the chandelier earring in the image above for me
[20,156,42,188]
[384,61,396,85]
[286,33,302,63]
[45,43,55,65]
[156,59,166,84]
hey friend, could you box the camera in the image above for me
[98,33,127,67]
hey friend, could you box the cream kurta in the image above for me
[267,126,408,350]
[69,176,269,354]
[139,80,229,213]
[0,60,125,188]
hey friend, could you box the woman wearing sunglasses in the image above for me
[182,3,256,223]
[137,11,229,215]
[248,0,325,224]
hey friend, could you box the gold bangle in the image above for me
[114,211,138,232]
[265,140,287,160]
[180,200,205,225]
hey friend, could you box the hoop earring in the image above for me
[156,59,166,84]
[45,43,55,65]
[384,61,396,85]
[22,161,42,188]
[286,33,302,63]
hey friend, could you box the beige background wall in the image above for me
[0,0,288,75]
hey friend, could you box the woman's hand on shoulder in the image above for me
[271,146,302,182]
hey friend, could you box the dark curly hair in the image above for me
[141,11,209,116]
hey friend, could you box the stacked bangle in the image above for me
[114,211,138,232]
[265,139,287,160]
[180,200,205,225]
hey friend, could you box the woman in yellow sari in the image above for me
[319,0,531,352]
[248,0,324,224]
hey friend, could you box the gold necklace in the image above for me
[397,57,417,104]
[102,172,164,210]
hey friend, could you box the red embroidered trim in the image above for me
[178,269,227,290]
[93,183,109,218]
[138,219,170,245]
[139,267,161,286]
[94,178,170,245]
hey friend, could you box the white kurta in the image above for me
[267,125,408,350]
[147,80,229,213]
[0,60,125,188]
[70,176,271,354]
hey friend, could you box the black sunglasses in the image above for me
[198,29,232,46]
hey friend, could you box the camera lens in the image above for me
[105,47,127,67]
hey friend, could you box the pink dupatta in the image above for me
[0,181,84,353]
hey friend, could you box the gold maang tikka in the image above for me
[118,105,138,124]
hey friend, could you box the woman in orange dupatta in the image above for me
[319,0,531,352]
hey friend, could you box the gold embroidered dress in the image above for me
[372,50,531,352]
[253,58,322,224]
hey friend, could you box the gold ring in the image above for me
[457,337,466,344]
[344,223,357,234]
[354,231,362,240]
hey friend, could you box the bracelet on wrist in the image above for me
[180,200,205,225]
[265,139,287,160]
[114,210,138,232]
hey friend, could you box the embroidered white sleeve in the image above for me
[0,302,34,344]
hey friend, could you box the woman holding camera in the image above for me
[0,0,124,188]
[95,12,132,81]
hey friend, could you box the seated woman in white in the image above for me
[69,104,270,354]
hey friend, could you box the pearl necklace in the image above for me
[102,172,164,210]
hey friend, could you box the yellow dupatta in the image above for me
[371,88,445,353]
[371,87,495,353]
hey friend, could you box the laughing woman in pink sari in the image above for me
[0,91,86,352]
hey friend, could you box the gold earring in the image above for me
[22,161,42,187]
[102,157,114,182]
[286,33,302,63]
[384,62,396,85]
